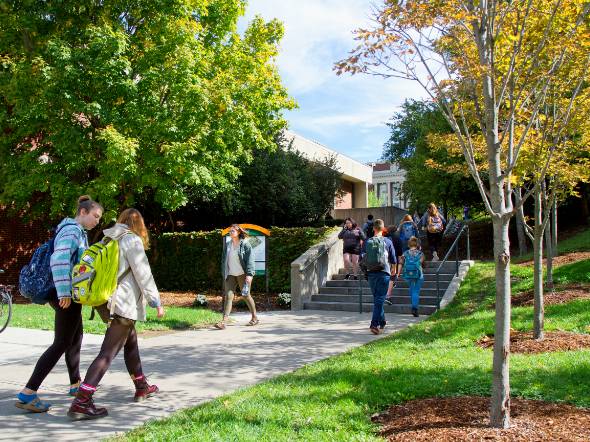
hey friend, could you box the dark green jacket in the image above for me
[221,239,255,279]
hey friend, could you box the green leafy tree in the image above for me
[176,135,344,229]
[0,1,294,221]
[384,99,483,216]
[368,190,386,208]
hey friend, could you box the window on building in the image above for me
[378,183,389,206]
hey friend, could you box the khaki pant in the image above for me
[223,275,256,318]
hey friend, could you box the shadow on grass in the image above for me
[120,350,590,441]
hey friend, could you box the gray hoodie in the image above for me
[103,223,161,321]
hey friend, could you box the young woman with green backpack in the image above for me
[397,236,425,317]
[16,195,103,413]
[68,208,164,420]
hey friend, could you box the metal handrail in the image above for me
[435,224,470,310]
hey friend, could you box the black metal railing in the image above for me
[435,224,471,310]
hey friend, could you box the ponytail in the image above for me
[77,195,103,215]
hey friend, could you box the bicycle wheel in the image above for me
[0,290,12,333]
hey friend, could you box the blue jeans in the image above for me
[368,272,390,328]
[408,277,424,309]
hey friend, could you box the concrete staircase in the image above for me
[303,261,461,315]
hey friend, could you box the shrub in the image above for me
[277,292,291,307]
[192,294,208,308]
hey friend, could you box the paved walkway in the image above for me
[0,310,423,441]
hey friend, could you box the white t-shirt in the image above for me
[227,242,244,277]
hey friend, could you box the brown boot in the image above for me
[67,388,108,421]
[133,375,159,402]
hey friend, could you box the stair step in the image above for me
[326,279,445,289]
[311,294,441,306]
[325,278,451,290]
[337,261,459,274]
[318,287,445,297]
[303,301,437,315]
[331,273,455,282]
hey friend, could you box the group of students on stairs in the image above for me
[337,203,446,334]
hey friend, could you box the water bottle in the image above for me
[241,281,250,296]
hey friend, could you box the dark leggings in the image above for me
[427,231,444,255]
[83,315,142,387]
[26,299,83,391]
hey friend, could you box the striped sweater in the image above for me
[49,218,88,299]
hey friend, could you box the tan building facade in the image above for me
[370,162,409,209]
[284,130,372,209]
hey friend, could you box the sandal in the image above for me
[214,321,226,330]
[15,395,51,413]
[247,318,259,326]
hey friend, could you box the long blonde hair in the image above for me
[117,208,150,250]
[428,203,439,216]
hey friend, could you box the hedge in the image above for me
[148,227,335,293]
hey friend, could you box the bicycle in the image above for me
[0,270,13,333]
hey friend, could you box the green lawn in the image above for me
[513,227,590,263]
[115,253,590,441]
[10,304,221,334]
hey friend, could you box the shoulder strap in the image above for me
[54,221,80,237]
[109,233,134,318]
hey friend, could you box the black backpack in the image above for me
[364,221,375,239]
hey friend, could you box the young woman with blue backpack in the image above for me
[68,208,164,420]
[16,195,103,413]
[397,236,425,317]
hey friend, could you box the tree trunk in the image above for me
[533,187,544,340]
[490,215,512,428]
[514,188,528,256]
[545,221,554,290]
[551,199,557,257]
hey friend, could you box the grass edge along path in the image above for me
[10,304,221,334]
[116,257,590,441]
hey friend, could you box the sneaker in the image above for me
[370,327,380,335]
[412,308,419,317]
[345,273,351,280]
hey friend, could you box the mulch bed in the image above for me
[477,330,590,354]
[159,290,287,312]
[490,284,590,309]
[373,396,590,441]
[510,284,590,307]
[518,251,590,267]
[8,289,288,312]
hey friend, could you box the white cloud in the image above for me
[239,1,430,162]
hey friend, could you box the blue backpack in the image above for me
[399,222,415,241]
[19,222,78,304]
[402,250,423,280]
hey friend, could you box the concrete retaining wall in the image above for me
[291,230,343,310]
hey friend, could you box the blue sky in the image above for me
[239,0,428,164]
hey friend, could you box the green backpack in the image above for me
[362,236,387,272]
[71,237,128,307]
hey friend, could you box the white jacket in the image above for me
[103,223,161,321]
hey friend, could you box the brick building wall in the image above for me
[0,209,52,286]
[335,180,353,209]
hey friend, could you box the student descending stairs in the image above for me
[303,261,459,316]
